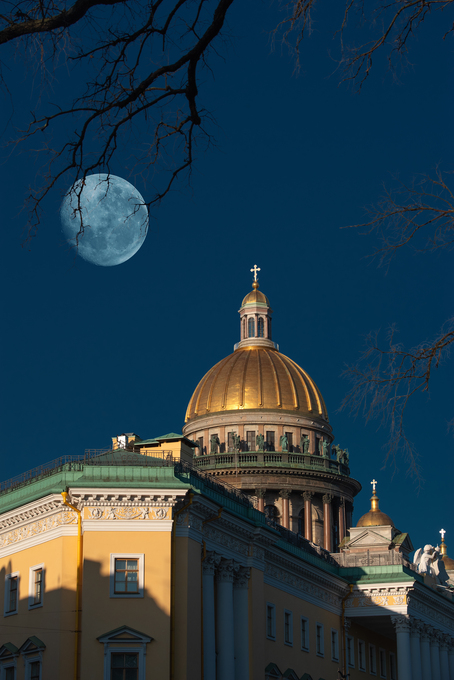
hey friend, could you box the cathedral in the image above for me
[0,273,453,680]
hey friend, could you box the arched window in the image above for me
[265,505,280,525]
[257,317,264,337]
[248,317,255,338]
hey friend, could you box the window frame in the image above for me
[0,662,17,680]
[109,554,144,599]
[246,431,256,452]
[28,564,44,610]
[3,573,19,617]
[265,431,275,451]
[316,622,324,657]
[358,639,366,672]
[379,647,387,678]
[284,610,293,646]
[347,635,355,669]
[389,652,396,680]
[105,646,145,680]
[331,628,339,662]
[266,602,276,640]
[300,616,309,652]
[369,643,377,675]
[23,656,42,680]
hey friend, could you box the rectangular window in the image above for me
[266,431,275,451]
[347,635,355,668]
[358,640,366,672]
[379,648,387,678]
[389,653,396,680]
[4,573,19,616]
[316,623,324,657]
[110,554,144,598]
[5,667,15,680]
[331,629,339,662]
[115,559,138,594]
[369,644,377,675]
[110,652,138,680]
[266,603,276,640]
[300,617,309,651]
[30,662,40,680]
[227,432,234,452]
[284,432,293,452]
[198,436,204,455]
[284,610,293,646]
[29,564,44,609]
[246,431,256,452]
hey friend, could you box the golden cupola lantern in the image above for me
[356,480,394,528]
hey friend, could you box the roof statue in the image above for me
[413,543,452,588]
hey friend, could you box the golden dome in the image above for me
[241,281,270,307]
[185,347,328,422]
[357,490,394,527]
[440,539,454,570]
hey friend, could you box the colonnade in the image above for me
[391,615,454,680]
[202,551,250,680]
[256,489,352,552]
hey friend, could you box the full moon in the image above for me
[60,174,148,266]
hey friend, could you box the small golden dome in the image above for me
[185,347,328,422]
[440,538,454,570]
[357,489,394,527]
[241,282,270,307]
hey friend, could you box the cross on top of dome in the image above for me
[250,264,261,282]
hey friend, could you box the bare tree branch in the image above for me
[340,319,454,477]
[345,169,454,266]
[277,0,454,87]
[1,0,234,241]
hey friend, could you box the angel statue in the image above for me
[300,434,310,454]
[280,434,288,452]
[413,545,439,577]
[256,433,265,450]
[210,434,220,455]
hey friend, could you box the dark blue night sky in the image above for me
[1,2,453,553]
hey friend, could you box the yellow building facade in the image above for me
[1,279,454,680]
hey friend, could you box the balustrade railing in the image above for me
[193,450,350,476]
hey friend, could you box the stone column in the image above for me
[338,498,346,545]
[302,491,313,542]
[256,489,265,513]
[216,559,236,680]
[323,494,333,552]
[202,552,220,680]
[420,627,432,680]
[448,641,454,680]
[280,490,290,529]
[233,567,250,680]
[430,630,442,680]
[410,619,423,680]
[440,635,450,680]
[391,615,412,680]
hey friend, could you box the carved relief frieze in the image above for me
[85,506,169,520]
[0,500,62,530]
[74,493,178,508]
[407,591,454,631]
[0,509,77,548]
[345,587,408,609]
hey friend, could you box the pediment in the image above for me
[265,662,281,678]
[18,637,45,655]
[97,625,152,644]
[0,643,18,658]
[347,528,391,548]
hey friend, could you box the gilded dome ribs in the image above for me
[207,356,230,413]
[273,352,299,410]
[239,350,251,408]
[257,350,263,407]
[185,350,328,420]
[222,352,242,410]
[265,350,282,408]
[282,355,312,412]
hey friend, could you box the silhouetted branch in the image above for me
[340,319,454,477]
